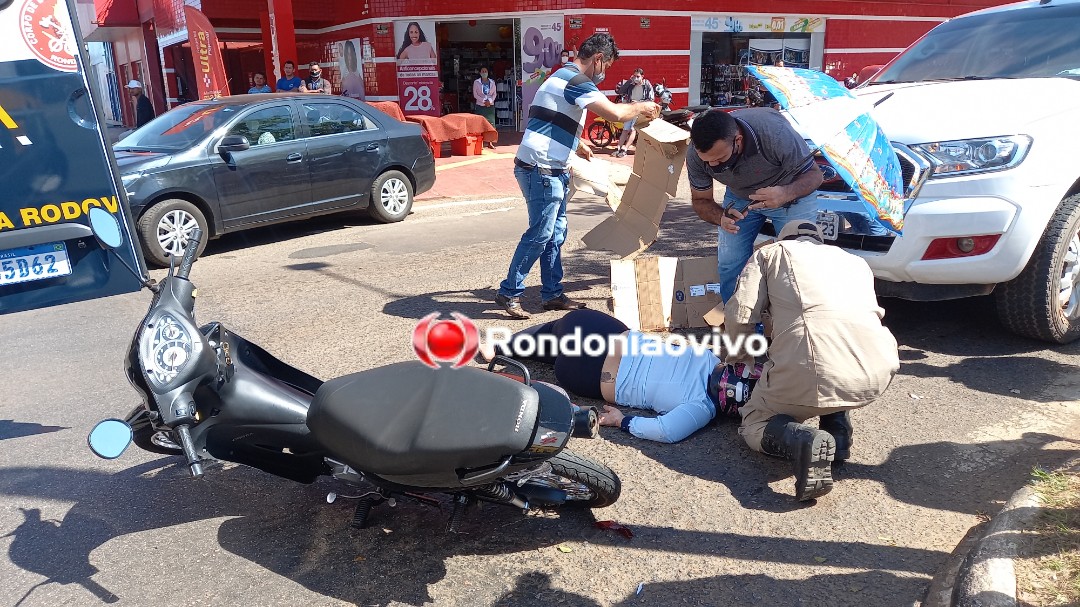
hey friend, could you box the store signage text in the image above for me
[569,17,582,29]
[691,14,824,33]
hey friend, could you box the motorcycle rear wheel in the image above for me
[523,450,620,508]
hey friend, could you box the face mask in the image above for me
[480,72,488,79]
[714,138,741,171]
[591,59,607,84]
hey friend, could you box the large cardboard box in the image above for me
[611,256,726,331]
[582,119,690,258]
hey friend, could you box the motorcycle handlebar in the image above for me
[175,424,204,478]
[175,227,202,281]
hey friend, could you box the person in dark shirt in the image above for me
[126,80,156,128]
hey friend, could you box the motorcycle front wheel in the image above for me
[125,405,183,455]
[587,122,613,148]
[521,450,620,508]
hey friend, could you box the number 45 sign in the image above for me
[397,64,440,117]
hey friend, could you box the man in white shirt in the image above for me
[612,68,654,158]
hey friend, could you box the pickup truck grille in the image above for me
[814,146,919,197]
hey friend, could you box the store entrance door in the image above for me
[436,20,519,130]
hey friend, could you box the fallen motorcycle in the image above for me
[85,208,619,532]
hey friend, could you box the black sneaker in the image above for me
[495,293,531,319]
[542,294,587,311]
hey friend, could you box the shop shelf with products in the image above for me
[494,75,517,128]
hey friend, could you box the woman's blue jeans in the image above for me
[499,165,571,301]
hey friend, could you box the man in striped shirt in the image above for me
[495,33,660,319]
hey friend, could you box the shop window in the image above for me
[700,32,810,107]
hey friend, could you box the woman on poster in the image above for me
[340,40,366,100]
[397,22,436,61]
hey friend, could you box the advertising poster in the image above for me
[393,20,439,116]
[338,38,365,100]
[519,16,565,116]
[184,6,229,99]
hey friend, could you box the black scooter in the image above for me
[85,209,618,532]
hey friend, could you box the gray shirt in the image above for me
[686,108,814,200]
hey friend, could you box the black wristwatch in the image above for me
[620,415,635,433]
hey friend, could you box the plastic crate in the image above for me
[450,134,483,156]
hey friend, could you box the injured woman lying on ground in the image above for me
[478,309,760,443]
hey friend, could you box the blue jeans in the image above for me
[717,190,820,302]
[499,166,571,300]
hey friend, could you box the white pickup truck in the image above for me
[810,0,1080,343]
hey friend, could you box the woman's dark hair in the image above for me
[690,110,739,151]
[397,21,428,58]
[343,40,358,71]
[577,33,619,62]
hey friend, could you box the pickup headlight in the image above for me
[913,135,1031,178]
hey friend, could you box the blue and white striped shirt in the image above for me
[516,64,606,170]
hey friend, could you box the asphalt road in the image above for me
[1,192,1078,607]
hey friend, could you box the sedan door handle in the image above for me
[365,143,380,152]
[286,153,303,163]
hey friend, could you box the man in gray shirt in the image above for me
[686,108,823,302]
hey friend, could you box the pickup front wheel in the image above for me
[995,193,1080,343]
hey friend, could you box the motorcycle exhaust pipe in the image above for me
[571,405,600,439]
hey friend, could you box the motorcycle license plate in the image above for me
[0,242,72,286]
[816,212,839,241]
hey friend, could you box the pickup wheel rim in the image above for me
[158,209,199,257]
[1059,227,1080,320]
[380,177,409,215]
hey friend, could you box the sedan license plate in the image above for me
[816,211,839,241]
[0,242,72,287]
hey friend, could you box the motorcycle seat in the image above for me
[307,361,538,477]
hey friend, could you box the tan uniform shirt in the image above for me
[725,239,900,409]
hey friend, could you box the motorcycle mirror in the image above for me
[88,207,124,249]
[87,419,134,459]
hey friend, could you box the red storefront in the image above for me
[84,0,1001,129]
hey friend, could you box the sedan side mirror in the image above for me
[218,135,250,153]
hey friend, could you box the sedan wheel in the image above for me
[158,209,200,257]
[136,199,208,268]
[368,170,413,223]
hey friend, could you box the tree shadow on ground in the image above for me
[0,420,67,442]
[0,458,953,606]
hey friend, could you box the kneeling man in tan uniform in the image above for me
[724,220,900,501]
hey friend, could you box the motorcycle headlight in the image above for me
[913,135,1031,178]
[140,313,195,390]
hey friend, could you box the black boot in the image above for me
[819,411,853,461]
[760,415,836,501]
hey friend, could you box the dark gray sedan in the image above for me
[114,94,435,266]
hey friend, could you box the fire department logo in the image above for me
[19,0,78,73]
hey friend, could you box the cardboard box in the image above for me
[610,256,726,331]
[582,120,690,258]
[672,256,726,329]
